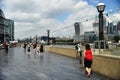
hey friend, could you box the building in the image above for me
[6,19,14,41]
[74,22,83,42]
[93,22,99,34]
[74,16,120,43]
[84,31,97,43]
[117,22,120,33]
[0,9,14,43]
[0,9,8,43]
[92,15,120,41]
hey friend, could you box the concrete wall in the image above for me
[45,46,120,80]
[92,55,120,80]
[45,46,77,58]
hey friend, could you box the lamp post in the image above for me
[30,36,31,43]
[36,35,37,44]
[97,3,105,40]
[4,27,5,42]
[47,29,50,45]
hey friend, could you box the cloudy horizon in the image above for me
[0,0,120,40]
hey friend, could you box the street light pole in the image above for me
[30,36,31,43]
[4,26,5,42]
[47,29,50,45]
[97,3,105,40]
[96,3,106,49]
[36,35,37,44]
[99,12,104,40]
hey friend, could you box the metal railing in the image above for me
[93,41,120,56]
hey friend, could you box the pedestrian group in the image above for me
[75,42,93,77]
[23,43,44,56]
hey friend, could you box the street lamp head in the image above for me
[97,3,105,13]
[47,28,50,32]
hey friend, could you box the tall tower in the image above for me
[74,22,80,42]
[117,22,120,33]
[74,22,80,36]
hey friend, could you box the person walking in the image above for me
[27,43,31,55]
[83,44,93,77]
[75,42,82,64]
[36,44,40,55]
[4,42,9,53]
[23,43,27,51]
[40,44,44,53]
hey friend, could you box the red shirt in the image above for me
[85,50,92,60]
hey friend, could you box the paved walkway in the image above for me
[0,47,110,80]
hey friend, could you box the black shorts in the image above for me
[84,58,92,68]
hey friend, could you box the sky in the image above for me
[0,0,120,40]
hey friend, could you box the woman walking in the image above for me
[83,44,93,77]
[36,44,40,55]
[27,43,31,55]
[40,44,44,53]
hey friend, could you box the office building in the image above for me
[6,19,14,41]
[117,22,120,33]
[0,9,14,43]
[74,22,83,42]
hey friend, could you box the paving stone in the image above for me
[0,47,110,80]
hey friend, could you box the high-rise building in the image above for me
[74,22,84,42]
[0,9,8,43]
[74,22,80,42]
[113,24,118,33]
[93,22,99,34]
[108,22,113,34]
[0,9,14,43]
[6,19,14,41]
[117,22,120,33]
[74,22,80,36]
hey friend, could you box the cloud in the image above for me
[2,0,101,39]
[112,13,120,21]
[90,0,100,4]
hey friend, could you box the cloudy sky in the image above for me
[0,0,120,39]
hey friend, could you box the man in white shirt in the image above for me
[76,42,82,64]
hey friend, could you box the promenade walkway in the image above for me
[0,47,110,80]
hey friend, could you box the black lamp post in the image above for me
[97,3,105,40]
[36,35,37,44]
[47,29,50,45]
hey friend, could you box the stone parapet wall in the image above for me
[45,46,77,58]
[92,54,120,80]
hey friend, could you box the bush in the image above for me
[114,36,120,42]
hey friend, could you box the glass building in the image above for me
[74,22,84,42]
[6,19,14,41]
[0,9,14,43]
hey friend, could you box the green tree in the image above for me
[114,36,120,42]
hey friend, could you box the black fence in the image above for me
[94,40,108,49]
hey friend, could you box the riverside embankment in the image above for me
[45,45,120,80]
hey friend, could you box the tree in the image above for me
[114,36,120,42]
